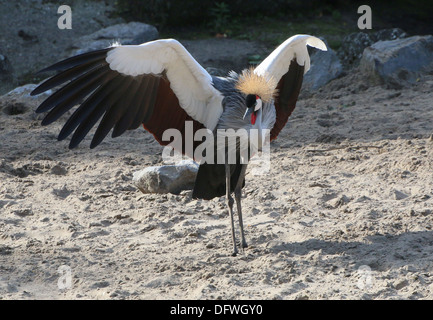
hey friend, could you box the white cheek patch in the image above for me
[254,98,262,111]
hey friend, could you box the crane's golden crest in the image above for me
[235,68,277,103]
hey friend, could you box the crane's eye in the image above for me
[254,98,262,111]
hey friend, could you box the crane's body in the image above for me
[32,35,327,256]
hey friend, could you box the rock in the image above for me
[360,35,433,88]
[339,32,374,65]
[133,160,198,195]
[303,39,343,92]
[393,189,409,200]
[71,22,159,55]
[13,208,33,217]
[0,84,51,117]
[338,28,408,66]
[50,164,68,176]
[374,28,408,42]
[328,195,350,208]
[393,279,409,290]
[90,281,110,289]
[0,245,13,255]
[52,185,72,199]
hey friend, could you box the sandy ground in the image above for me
[1,65,433,299]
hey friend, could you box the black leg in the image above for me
[225,163,238,256]
[234,164,248,249]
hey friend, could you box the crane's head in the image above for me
[235,68,277,125]
[243,94,262,125]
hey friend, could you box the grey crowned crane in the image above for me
[31,35,326,256]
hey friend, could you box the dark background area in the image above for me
[0,0,431,95]
[115,0,433,36]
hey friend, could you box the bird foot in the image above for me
[230,242,248,257]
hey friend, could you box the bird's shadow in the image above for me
[260,230,433,272]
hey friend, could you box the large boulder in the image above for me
[303,39,343,92]
[133,160,198,195]
[71,22,159,55]
[338,28,408,66]
[360,35,433,88]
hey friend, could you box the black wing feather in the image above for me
[41,65,112,125]
[112,76,146,137]
[134,76,160,127]
[127,76,154,130]
[90,76,136,148]
[36,48,110,74]
[36,63,110,114]
[31,59,108,96]
[67,76,127,148]
[57,74,123,142]
[69,75,138,149]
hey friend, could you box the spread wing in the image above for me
[31,39,223,150]
[254,35,327,140]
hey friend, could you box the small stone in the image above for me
[295,294,309,300]
[328,195,350,208]
[0,245,13,255]
[90,281,110,289]
[13,208,33,217]
[393,189,408,200]
[394,279,409,290]
[50,164,67,175]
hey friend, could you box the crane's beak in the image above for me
[243,108,256,125]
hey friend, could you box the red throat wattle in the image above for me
[251,111,257,125]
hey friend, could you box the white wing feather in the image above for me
[255,34,327,83]
[106,39,223,130]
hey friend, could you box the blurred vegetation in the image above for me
[115,0,351,30]
[114,0,356,48]
[114,0,433,45]
[208,2,231,35]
